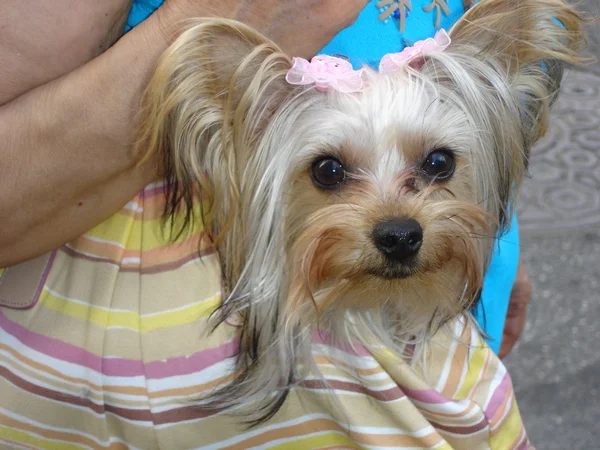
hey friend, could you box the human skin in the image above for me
[500,262,532,359]
[0,0,367,267]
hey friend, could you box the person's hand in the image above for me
[159,0,368,57]
[499,261,532,359]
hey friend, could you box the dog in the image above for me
[136,0,585,422]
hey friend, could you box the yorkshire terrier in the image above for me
[137,0,585,421]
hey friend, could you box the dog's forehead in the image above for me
[325,75,452,159]
[285,72,473,173]
[357,76,432,130]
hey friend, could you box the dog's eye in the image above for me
[311,157,346,189]
[421,149,455,180]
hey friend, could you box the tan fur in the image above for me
[136,0,586,422]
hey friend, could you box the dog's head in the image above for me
[137,0,585,419]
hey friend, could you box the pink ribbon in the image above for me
[379,29,451,74]
[285,55,366,93]
[285,29,451,93]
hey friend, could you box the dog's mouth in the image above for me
[366,263,419,280]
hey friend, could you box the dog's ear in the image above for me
[449,0,586,147]
[441,0,586,229]
[136,18,293,236]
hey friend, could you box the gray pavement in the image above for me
[503,3,600,448]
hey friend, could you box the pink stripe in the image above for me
[312,331,371,357]
[59,245,209,275]
[0,311,239,379]
[142,183,168,199]
[485,372,511,419]
[0,311,144,376]
[144,337,239,379]
[514,429,531,450]
[401,386,451,405]
[516,438,533,450]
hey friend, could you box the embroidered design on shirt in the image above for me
[423,0,451,29]
[376,0,413,32]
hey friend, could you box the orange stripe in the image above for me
[0,413,130,450]
[67,232,206,263]
[441,340,469,398]
[0,435,39,450]
[60,241,216,274]
[313,355,382,376]
[116,194,169,220]
[416,401,480,421]
[148,372,236,399]
[489,390,514,434]
[0,343,147,396]
[506,423,528,449]
[114,184,207,221]
[221,417,442,450]
[136,233,207,266]
[468,347,493,401]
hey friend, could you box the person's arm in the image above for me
[0,0,132,106]
[0,0,367,267]
[0,9,165,267]
[499,261,532,358]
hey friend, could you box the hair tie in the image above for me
[379,29,451,73]
[285,55,366,93]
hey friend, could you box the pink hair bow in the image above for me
[379,29,451,74]
[286,55,366,93]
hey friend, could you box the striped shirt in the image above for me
[0,182,532,449]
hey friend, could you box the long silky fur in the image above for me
[136,0,587,424]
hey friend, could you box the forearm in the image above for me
[0,0,366,266]
[0,12,171,266]
[0,0,133,105]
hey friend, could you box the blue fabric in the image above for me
[321,0,467,69]
[126,0,163,31]
[126,0,518,354]
[474,216,519,353]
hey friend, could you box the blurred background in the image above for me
[504,2,599,448]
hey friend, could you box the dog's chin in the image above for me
[366,263,419,281]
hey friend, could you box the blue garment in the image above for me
[475,215,519,352]
[321,0,466,69]
[125,0,162,31]
[126,0,518,353]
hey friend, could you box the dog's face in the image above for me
[280,74,491,324]
[138,0,584,419]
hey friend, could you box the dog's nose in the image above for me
[372,219,423,262]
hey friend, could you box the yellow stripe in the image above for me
[40,290,139,330]
[139,294,221,332]
[266,432,364,450]
[139,214,204,251]
[39,289,221,332]
[455,343,487,400]
[489,397,526,450]
[267,432,456,450]
[82,203,206,252]
[83,212,139,250]
[0,427,85,450]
